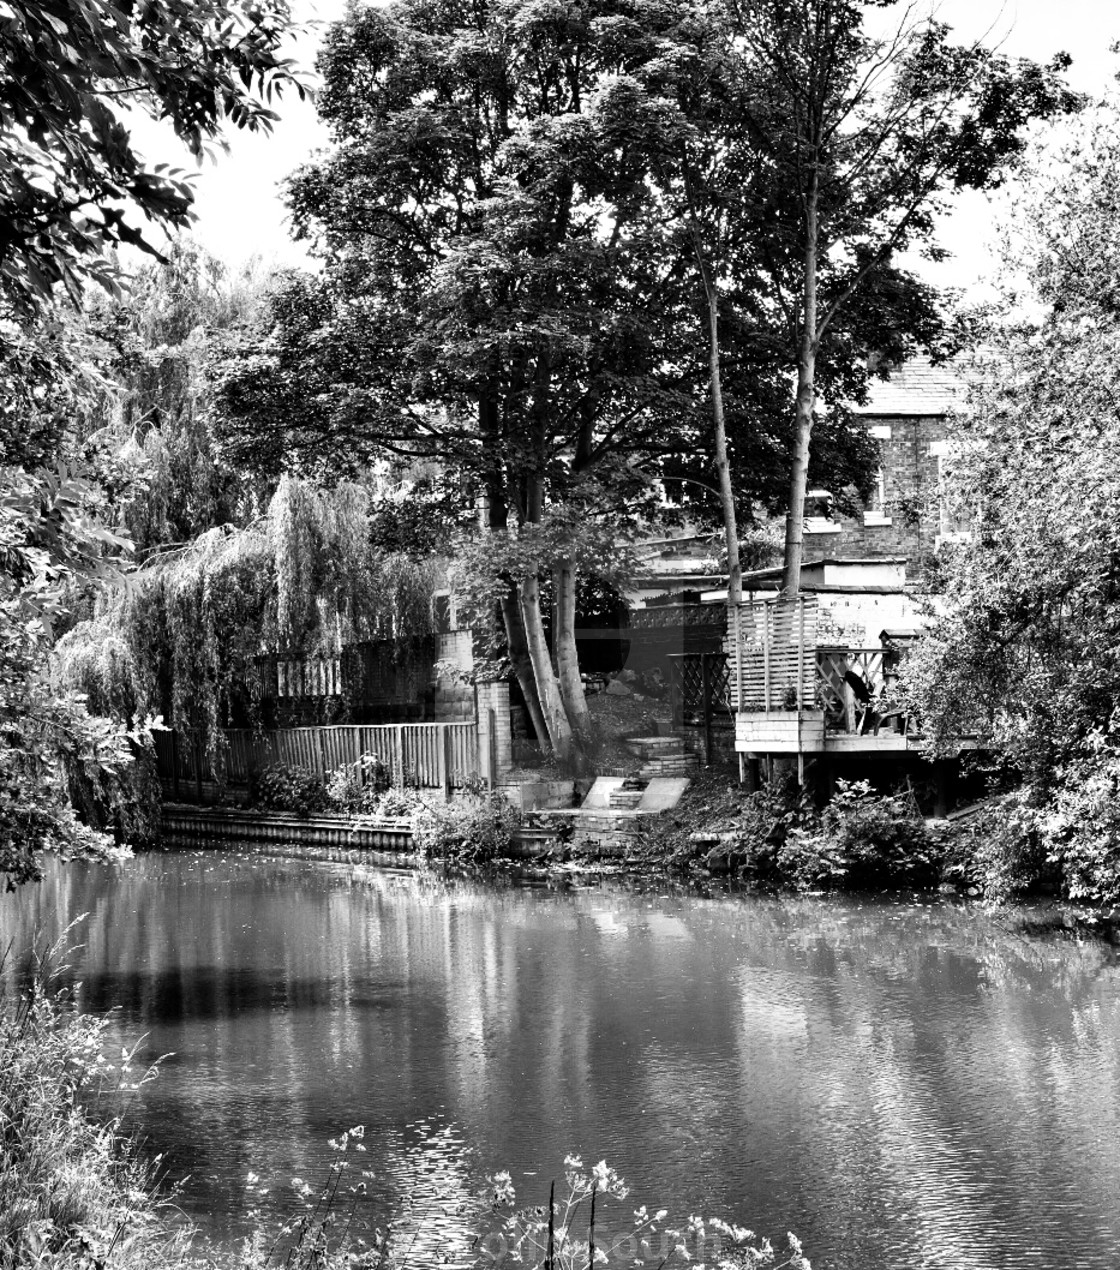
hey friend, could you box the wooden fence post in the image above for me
[701,653,713,766]
[439,726,452,800]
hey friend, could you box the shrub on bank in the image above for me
[638,772,950,893]
[412,780,520,863]
[249,762,330,817]
[325,752,391,813]
[775,780,947,892]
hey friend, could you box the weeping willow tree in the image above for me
[56,477,443,777]
[85,241,276,552]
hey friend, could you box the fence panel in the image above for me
[157,722,483,796]
[730,596,819,712]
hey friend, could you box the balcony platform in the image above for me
[734,710,915,755]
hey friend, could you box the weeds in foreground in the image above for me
[0,930,184,1270]
[483,1156,810,1270]
[2,937,808,1270]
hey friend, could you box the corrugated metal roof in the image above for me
[853,355,966,416]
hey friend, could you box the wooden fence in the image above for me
[154,722,480,796]
[728,595,819,712]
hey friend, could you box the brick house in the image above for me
[804,355,968,573]
[720,356,975,785]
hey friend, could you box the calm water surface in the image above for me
[4,850,1120,1269]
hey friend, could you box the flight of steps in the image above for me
[626,735,700,779]
[607,779,647,810]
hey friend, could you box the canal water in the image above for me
[4,850,1120,1269]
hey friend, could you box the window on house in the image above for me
[929,440,973,548]
[864,426,892,526]
[805,488,842,535]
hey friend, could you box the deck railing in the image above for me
[726,598,911,736]
[154,722,480,795]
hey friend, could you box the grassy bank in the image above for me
[0,954,188,1269]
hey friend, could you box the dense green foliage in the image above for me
[0,461,137,886]
[903,108,1120,904]
[57,477,443,771]
[0,2,313,882]
[0,0,306,313]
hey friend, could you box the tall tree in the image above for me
[217,0,718,764]
[86,242,275,551]
[720,0,1078,594]
[591,10,948,603]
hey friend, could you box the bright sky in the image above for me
[139,0,1120,291]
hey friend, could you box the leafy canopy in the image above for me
[0,0,307,312]
[903,107,1120,901]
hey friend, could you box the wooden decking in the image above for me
[735,710,913,754]
[728,596,920,757]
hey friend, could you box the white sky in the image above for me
[134,0,1119,292]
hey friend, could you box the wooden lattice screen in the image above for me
[669,652,732,725]
[729,595,819,712]
[816,648,886,724]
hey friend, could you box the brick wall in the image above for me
[805,415,946,571]
[475,681,512,781]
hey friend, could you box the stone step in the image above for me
[627,735,688,761]
[639,754,700,779]
[608,790,644,809]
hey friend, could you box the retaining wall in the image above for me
[161,804,414,851]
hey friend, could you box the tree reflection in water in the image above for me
[2,855,1119,1269]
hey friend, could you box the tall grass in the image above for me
[0,935,191,1270]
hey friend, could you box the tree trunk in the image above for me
[781,172,819,597]
[553,555,592,738]
[683,177,741,607]
[706,287,741,606]
[500,592,549,747]
[518,573,574,762]
[478,389,549,748]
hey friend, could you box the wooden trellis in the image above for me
[669,652,732,724]
[816,648,886,724]
[729,595,819,713]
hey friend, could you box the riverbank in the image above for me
[155,768,1120,947]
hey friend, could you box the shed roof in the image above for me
[853,355,966,416]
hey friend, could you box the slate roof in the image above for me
[853,355,967,416]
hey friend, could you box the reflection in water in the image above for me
[3,854,1120,1269]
